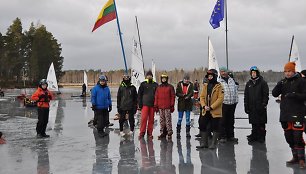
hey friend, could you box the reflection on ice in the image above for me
[0,90,306,173]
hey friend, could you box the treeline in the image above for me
[0,18,64,88]
[60,68,283,85]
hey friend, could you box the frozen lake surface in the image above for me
[0,88,305,174]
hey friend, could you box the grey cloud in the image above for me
[0,0,305,72]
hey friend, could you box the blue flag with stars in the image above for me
[209,0,224,29]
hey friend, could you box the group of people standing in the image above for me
[27,61,306,169]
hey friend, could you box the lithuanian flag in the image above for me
[92,0,116,32]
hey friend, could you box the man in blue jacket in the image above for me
[91,75,112,137]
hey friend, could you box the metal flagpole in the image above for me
[225,0,229,70]
[288,35,294,62]
[113,0,128,73]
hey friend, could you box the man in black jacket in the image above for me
[272,62,306,169]
[244,66,269,143]
[117,74,138,137]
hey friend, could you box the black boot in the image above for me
[297,149,305,168]
[287,148,299,164]
[158,127,168,140]
[196,132,208,149]
[247,129,258,143]
[209,132,219,149]
[195,129,201,138]
[176,125,181,139]
[257,128,266,143]
[186,125,191,138]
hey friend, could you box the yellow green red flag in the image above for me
[92,0,116,32]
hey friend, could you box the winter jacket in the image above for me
[272,74,306,122]
[219,77,238,105]
[154,83,175,109]
[200,82,224,118]
[91,84,112,110]
[31,87,54,108]
[176,81,194,111]
[117,82,138,112]
[244,76,269,124]
[138,79,158,108]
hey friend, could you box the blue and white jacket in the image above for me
[219,77,238,105]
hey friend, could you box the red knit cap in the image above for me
[284,62,296,72]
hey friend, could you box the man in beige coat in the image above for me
[196,69,224,149]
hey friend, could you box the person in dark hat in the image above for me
[272,62,306,168]
[117,74,138,137]
[244,66,269,143]
[196,69,224,149]
[138,70,158,139]
[176,73,194,139]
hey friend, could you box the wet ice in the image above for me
[0,89,305,174]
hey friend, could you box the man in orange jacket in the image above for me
[31,79,54,138]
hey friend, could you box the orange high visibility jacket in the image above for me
[31,87,54,108]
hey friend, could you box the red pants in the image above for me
[140,106,155,136]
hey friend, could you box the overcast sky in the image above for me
[1,0,305,72]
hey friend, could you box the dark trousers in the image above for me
[251,124,266,140]
[119,110,135,132]
[199,112,220,132]
[219,104,237,138]
[96,109,108,132]
[36,107,49,135]
[93,111,109,126]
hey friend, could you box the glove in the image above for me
[44,92,49,101]
[91,105,96,111]
[170,106,174,113]
[285,93,297,98]
[277,80,284,86]
[38,95,44,100]
[39,93,46,100]
[108,105,112,112]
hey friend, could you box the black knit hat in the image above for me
[146,71,153,77]
[183,73,190,80]
[301,70,306,77]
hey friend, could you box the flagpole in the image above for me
[208,36,210,69]
[135,16,145,74]
[113,0,128,73]
[288,35,294,62]
[225,0,229,70]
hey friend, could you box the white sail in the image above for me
[208,38,220,76]
[152,60,156,82]
[289,37,302,72]
[47,100,58,130]
[47,62,59,92]
[83,71,88,92]
[131,32,145,91]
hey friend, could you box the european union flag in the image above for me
[209,0,224,29]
